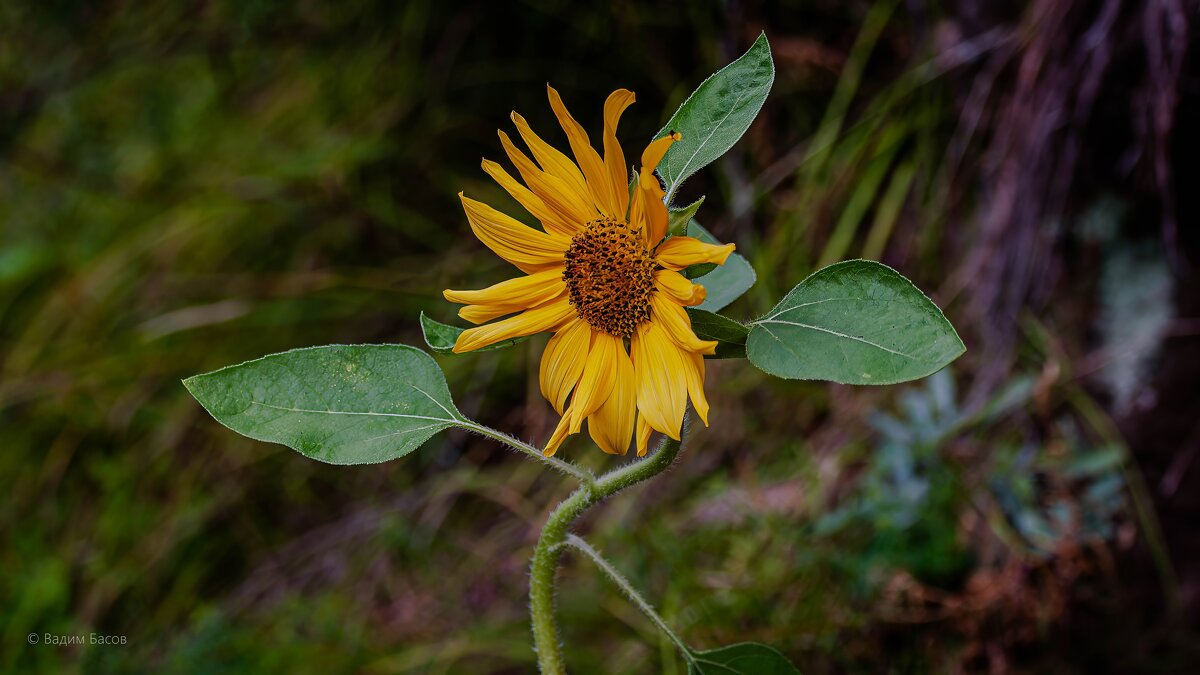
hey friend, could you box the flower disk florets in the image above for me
[563,218,656,339]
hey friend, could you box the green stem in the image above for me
[530,419,688,674]
[458,420,595,489]
[563,534,693,660]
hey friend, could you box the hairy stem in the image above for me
[458,420,596,488]
[529,420,688,675]
[563,534,692,659]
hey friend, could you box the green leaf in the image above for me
[656,32,774,202]
[668,196,705,237]
[747,260,964,384]
[687,643,801,675]
[686,308,748,359]
[183,344,461,465]
[686,222,756,312]
[420,311,526,355]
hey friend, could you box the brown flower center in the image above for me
[563,218,656,338]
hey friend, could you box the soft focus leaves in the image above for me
[419,312,526,355]
[184,345,460,464]
[747,260,963,384]
[655,32,774,201]
[686,308,748,359]
[687,643,801,675]
[1096,242,1173,413]
[686,221,757,312]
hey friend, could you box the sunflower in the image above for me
[443,85,735,457]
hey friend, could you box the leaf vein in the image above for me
[410,383,460,420]
[756,319,916,358]
[248,401,457,425]
[666,85,754,199]
[761,296,888,321]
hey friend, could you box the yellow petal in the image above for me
[631,132,679,245]
[641,132,680,175]
[481,159,574,236]
[543,409,573,457]
[602,89,635,217]
[453,295,573,353]
[586,341,636,455]
[654,269,708,306]
[629,183,665,247]
[443,268,564,307]
[539,318,590,414]
[635,413,653,456]
[453,270,562,322]
[631,321,687,439]
[547,84,619,218]
[654,236,735,271]
[510,111,593,208]
[683,350,710,426]
[650,294,717,355]
[459,193,569,272]
[458,303,526,324]
[569,331,620,433]
[498,130,594,232]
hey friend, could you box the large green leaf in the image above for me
[686,308,748,359]
[686,221,756,312]
[687,643,801,675]
[184,344,461,464]
[655,32,774,203]
[419,311,527,355]
[747,260,964,384]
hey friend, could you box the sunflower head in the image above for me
[443,86,734,457]
[563,218,656,339]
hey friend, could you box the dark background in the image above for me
[2,0,1198,672]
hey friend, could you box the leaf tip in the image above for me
[181,371,213,400]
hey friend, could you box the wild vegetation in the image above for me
[1,1,1196,672]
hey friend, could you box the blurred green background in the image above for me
[3,0,1198,672]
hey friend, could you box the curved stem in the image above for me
[530,419,688,674]
[563,534,693,660]
[458,420,595,488]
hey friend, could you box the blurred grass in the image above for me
[0,1,1190,673]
